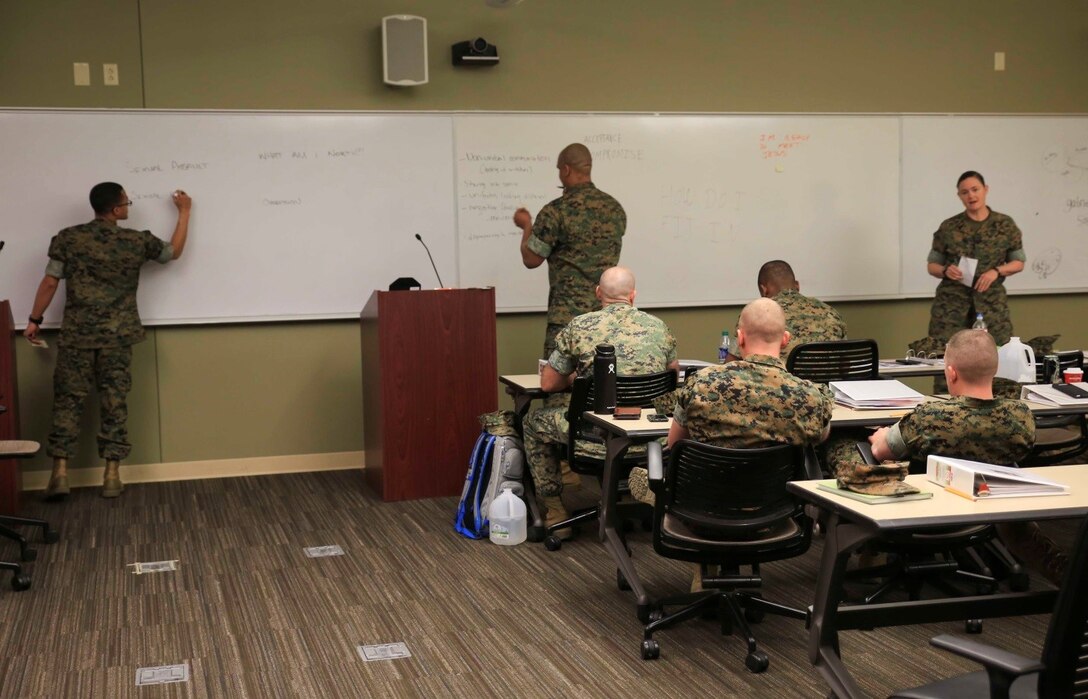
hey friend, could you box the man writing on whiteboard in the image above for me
[24,182,192,500]
[512,143,626,360]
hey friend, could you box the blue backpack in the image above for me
[455,430,525,539]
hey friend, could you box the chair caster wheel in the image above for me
[637,604,653,624]
[1008,572,1030,591]
[11,574,31,592]
[965,619,983,634]
[21,547,37,563]
[617,569,631,591]
[641,639,660,660]
[544,535,562,552]
[526,525,545,543]
[647,609,664,623]
[745,650,769,673]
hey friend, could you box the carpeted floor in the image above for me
[0,470,1076,698]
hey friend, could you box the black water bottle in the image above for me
[593,343,617,415]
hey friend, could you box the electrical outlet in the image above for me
[73,62,90,86]
[994,52,1006,71]
[104,63,119,86]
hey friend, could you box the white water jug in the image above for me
[488,488,527,546]
[996,337,1036,383]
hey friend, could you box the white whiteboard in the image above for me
[901,116,1088,296]
[455,114,903,310]
[2,110,1085,325]
[0,110,457,325]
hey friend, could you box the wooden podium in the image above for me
[0,301,24,513]
[360,288,497,501]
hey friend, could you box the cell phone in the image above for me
[895,358,922,365]
[1052,383,1088,399]
[647,414,669,422]
[856,441,879,465]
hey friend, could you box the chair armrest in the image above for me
[929,634,1044,678]
[647,441,664,483]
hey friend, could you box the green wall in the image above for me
[3,1,1087,473]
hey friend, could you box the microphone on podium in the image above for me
[415,234,445,288]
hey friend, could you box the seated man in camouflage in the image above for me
[757,259,846,356]
[834,328,1067,584]
[523,266,678,538]
[629,298,834,506]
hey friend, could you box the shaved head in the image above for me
[945,329,998,383]
[598,266,636,302]
[557,143,592,175]
[757,260,797,297]
[738,298,787,344]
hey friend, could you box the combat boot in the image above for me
[543,495,573,541]
[560,459,581,490]
[102,459,124,498]
[44,457,70,501]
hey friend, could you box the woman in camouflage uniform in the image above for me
[925,171,1026,345]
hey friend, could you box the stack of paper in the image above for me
[829,380,926,409]
[926,455,1070,500]
[1021,383,1088,406]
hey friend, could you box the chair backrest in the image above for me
[566,370,679,457]
[786,339,880,384]
[657,440,808,541]
[1037,513,1088,697]
[1034,350,1084,383]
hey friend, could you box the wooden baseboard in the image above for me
[22,451,364,491]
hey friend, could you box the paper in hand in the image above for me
[27,337,49,349]
[957,256,978,288]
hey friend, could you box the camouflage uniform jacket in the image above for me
[773,288,847,355]
[885,395,1035,471]
[675,354,833,448]
[526,182,625,329]
[549,302,677,381]
[46,219,173,348]
[927,209,1026,345]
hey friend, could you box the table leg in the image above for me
[808,512,873,699]
[598,435,652,611]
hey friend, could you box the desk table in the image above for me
[789,464,1088,699]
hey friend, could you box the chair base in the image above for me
[640,565,805,671]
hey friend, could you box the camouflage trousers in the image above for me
[48,345,133,460]
[542,322,565,361]
[522,405,606,497]
[928,284,1013,346]
[821,428,872,480]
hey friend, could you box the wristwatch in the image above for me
[28,315,43,325]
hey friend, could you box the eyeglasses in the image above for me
[115,200,133,208]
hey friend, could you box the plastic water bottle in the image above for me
[971,313,987,332]
[718,330,731,363]
[488,488,526,545]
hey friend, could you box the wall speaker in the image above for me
[382,15,428,86]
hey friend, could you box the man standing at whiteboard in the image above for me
[513,143,626,359]
[23,183,192,500]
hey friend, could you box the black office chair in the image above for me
[890,513,1088,699]
[1025,350,1088,467]
[786,338,880,383]
[0,439,59,591]
[542,370,677,551]
[638,439,819,672]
